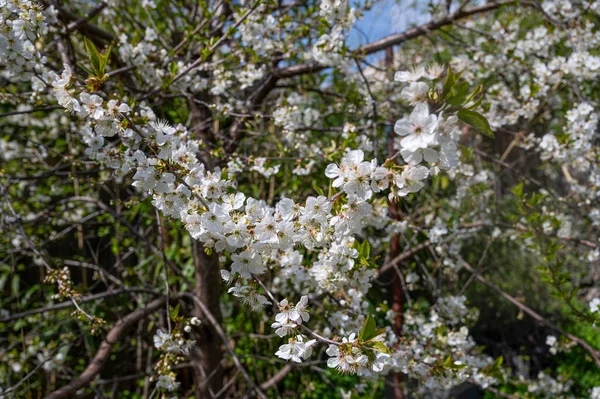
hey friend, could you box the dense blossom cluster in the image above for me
[0,0,55,80]
[449,0,600,243]
[43,48,503,386]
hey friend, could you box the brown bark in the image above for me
[185,46,228,395]
[385,204,406,399]
[190,239,224,398]
[384,46,405,399]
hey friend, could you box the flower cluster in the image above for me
[546,335,575,356]
[274,335,317,363]
[0,0,55,79]
[393,69,461,174]
[153,329,196,355]
[525,371,573,398]
[272,296,318,363]
[152,315,198,393]
[45,54,492,388]
[43,266,77,300]
[272,296,310,337]
[325,333,389,376]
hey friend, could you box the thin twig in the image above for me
[2,347,61,395]
[186,293,269,399]
[0,288,161,323]
[0,106,63,118]
[46,295,183,399]
[462,261,600,368]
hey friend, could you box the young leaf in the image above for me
[466,95,483,111]
[452,362,467,370]
[359,314,377,341]
[313,181,324,196]
[362,240,370,259]
[368,341,390,354]
[465,84,483,104]
[374,327,387,338]
[457,109,494,138]
[446,81,470,106]
[443,67,458,96]
[494,356,504,367]
[11,274,19,296]
[170,304,180,319]
[98,45,112,76]
[511,183,524,198]
[84,37,102,76]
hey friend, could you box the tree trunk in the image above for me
[384,211,406,399]
[190,239,224,398]
[384,45,406,399]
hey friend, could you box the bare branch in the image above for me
[0,288,160,323]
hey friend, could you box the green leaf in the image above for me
[446,81,470,106]
[494,356,504,367]
[23,285,40,302]
[527,192,544,207]
[14,319,26,330]
[357,240,371,259]
[443,67,460,96]
[78,64,93,76]
[466,95,483,110]
[556,133,571,144]
[368,341,390,354]
[442,355,454,368]
[374,327,386,337]
[84,37,102,76]
[441,356,466,369]
[511,183,524,198]
[84,37,110,76]
[359,314,377,341]
[170,304,180,319]
[457,109,494,138]
[312,181,324,196]
[465,84,483,104]
[169,61,179,76]
[98,45,112,76]
[0,273,8,292]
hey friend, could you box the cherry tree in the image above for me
[1,0,600,398]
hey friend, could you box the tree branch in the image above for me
[377,241,431,277]
[41,0,115,43]
[45,295,181,399]
[462,261,600,368]
[274,0,515,79]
